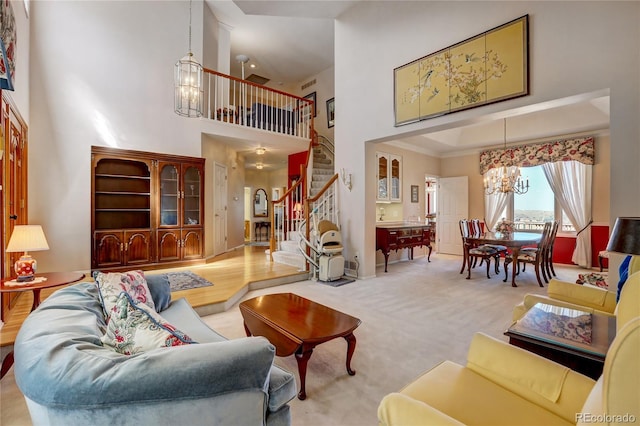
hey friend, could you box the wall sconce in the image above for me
[341,168,352,191]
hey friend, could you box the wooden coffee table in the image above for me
[239,293,361,400]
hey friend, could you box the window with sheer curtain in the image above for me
[481,137,594,267]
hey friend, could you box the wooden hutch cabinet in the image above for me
[156,161,204,262]
[91,146,205,271]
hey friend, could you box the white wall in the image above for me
[294,66,335,142]
[29,1,204,272]
[335,1,640,278]
[201,135,244,253]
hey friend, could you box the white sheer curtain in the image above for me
[483,169,512,231]
[541,160,593,268]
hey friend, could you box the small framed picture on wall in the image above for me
[304,92,317,117]
[411,185,419,203]
[326,97,335,128]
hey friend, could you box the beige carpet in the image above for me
[0,254,582,426]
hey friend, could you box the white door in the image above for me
[213,163,228,256]
[437,176,468,255]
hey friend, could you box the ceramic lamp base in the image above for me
[15,254,37,282]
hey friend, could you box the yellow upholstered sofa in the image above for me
[378,273,640,426]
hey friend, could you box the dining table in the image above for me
[464,231,542,287]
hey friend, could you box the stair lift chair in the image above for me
[316,220,344,282]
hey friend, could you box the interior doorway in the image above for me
[425,176,438,251]
[213,163,228,256]
[244,187,251,242]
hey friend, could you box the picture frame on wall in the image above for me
[394,14,529,126]
[326,97,335,128]
[304,92,317,117]
[411,185,419,203]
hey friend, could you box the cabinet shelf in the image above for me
[96,208,151,212]
[95,173,151,180]
[96,191,150,196]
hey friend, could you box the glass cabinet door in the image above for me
[377,153,388,200]
[160,164,179,226]
[391,156,401,200]
[183,166,201,226]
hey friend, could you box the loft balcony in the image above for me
[199,68,314,143]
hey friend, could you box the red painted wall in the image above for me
[552,224,609,266]
[288,151,307,182]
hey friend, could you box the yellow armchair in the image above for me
[512,257,640,321]
[379,278,640,426]
[379,332,595,426]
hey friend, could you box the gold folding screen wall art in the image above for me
[394,15,528,126]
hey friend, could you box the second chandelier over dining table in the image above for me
[484,118,530,195]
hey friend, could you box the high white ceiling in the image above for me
[204,1,610,168]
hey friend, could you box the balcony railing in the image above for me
[202,68,314,139]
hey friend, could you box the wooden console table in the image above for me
[376,223,432,272]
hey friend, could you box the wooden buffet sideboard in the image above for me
[376,223,432,272]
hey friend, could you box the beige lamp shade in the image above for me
[6,225,50,253]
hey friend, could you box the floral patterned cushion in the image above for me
[95,270,156,320]
[576,272,609,289]
[516,252,537,261]
[101,292,195,355]
[469,246,497,255]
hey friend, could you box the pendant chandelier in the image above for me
[484,118,530,195]
[174,0,203,118]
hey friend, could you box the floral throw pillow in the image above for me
[95,270,156,320]
[576,273,609,289]
[101,292,195,355]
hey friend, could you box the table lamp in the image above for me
[606,217,640,255]
[6,225,50,282]
[606,217,640,301]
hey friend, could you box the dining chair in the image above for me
[504,222,552,287]
[474,218,508,269]
[459,219,499,279]
[544,220,559,278]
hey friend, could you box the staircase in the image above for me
[309,144,334,197]
[270,232,306,269]
[270,137,335,271]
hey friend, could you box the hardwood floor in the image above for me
[0,245,306,348]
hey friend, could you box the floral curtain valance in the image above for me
[479,137,594,175]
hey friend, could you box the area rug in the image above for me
[166,271,213,291]
[317,276,356,287]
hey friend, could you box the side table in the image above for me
[0,271,85,379]
[505,302,615,380]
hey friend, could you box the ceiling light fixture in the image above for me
[484,118,529,195]
[256,162,264,170]
[174,0,203,117]
[255,147,266,155]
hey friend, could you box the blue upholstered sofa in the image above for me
[14,278,297,426]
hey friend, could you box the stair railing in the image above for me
[316,133,334,159]
[298,173,339,277]
[269,170,306,260]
